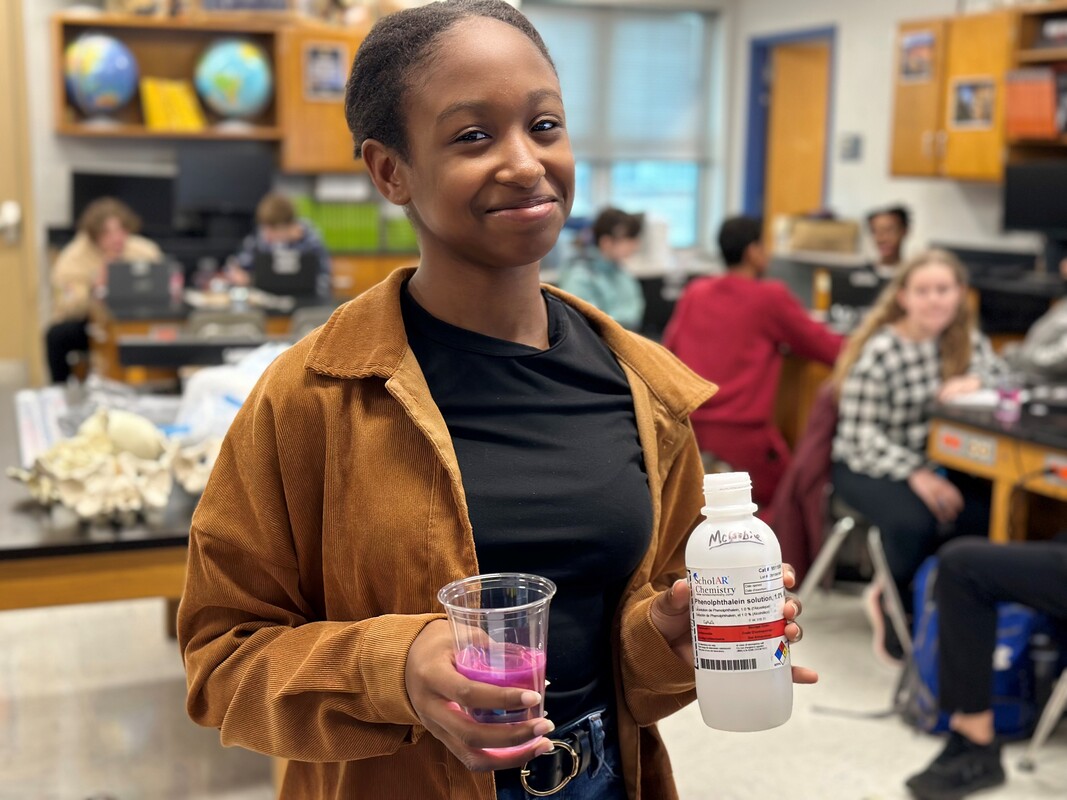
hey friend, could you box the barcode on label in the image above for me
[698,657,758,671]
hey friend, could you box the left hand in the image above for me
[937,374,982,403]
[651,563,819,685]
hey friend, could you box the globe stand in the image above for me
[79,116,124,129]
[211,119,257,135]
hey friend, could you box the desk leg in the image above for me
[166,596,180,639]
[273,758,288,796]
[989,478,1025,543]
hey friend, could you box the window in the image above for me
[525,3,722,250]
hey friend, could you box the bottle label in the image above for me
[687,563,790,673]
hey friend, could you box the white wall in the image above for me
[724,0,1042,258]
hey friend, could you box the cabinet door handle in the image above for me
[921,131,934,159]
[936,131,948,159]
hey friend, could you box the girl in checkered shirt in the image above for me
[829,249,1004,663]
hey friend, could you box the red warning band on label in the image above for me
[696,619,787,643]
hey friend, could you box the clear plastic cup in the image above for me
[437,572,556,724]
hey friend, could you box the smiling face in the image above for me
[896,261,964,339]
[369,17,574,274]
[869,212,907,266]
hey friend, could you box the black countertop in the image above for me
[931,402,1067,452]
[1,385,192,561]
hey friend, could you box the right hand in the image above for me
[405,619,555,771]
[907,468,964,524]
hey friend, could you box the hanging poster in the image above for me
[949,77,996,130]
[304,43,348,102]
[900,30,934,83]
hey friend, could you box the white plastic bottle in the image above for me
[686,471,792,731]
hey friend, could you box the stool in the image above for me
[797,494,912,658]
[1018,667,1067,772]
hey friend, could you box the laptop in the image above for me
[252,249,319,297]
[106,260,175,308]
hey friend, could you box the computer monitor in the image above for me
[72,172,175,234]
[252,249,319,297]
[1003,162,1067,238]
[830,267,886,310]
[106,260,176,308]
[174,142,275,216]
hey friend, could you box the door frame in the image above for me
[0,0,42,384]
[742,26,837,218]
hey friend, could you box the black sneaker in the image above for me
[905,731,1006,800]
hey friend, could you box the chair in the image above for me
[187,309,267,341]
[1018,666,1067,771]
[797,493,913,658]
[290,305,335,340]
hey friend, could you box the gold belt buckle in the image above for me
[519,738,580,797]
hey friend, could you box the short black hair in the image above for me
[866,205,910,230]
[592,208,643,242]
[344,0,555,162]
[718,215,763,266]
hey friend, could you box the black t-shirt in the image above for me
[402,285,653,721]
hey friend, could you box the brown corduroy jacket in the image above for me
[178,267,716,799]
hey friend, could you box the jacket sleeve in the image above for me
[50,239,94,321]
[767,283,845,365]
[616,424,704,726]
[178,377,441,762]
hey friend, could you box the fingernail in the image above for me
[520,691,541,707]
[535,739,554,756]
[533,719,555,735]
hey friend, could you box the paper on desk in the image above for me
[941,389,1002,409]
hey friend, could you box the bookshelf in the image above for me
[1006,2,1067,152]
[53,12,283,140]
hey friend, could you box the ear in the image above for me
[361,139,411,206]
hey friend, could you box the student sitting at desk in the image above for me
[46,197,162,383]
[225,192,331,296]
[556,207,646,331]
[831,249,1005,663]
[664,215,844,509]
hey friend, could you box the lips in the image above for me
[487,195,557,213]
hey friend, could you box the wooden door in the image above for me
[941,10,1016,181]
[0,1,42,384]
[764,41,831,248]
[890,19,949,177]
[278,23,369,173]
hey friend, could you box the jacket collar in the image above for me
[305,267,714,420]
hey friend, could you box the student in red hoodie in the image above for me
[664,215,844,508]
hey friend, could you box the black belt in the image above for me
[517,710,604,796]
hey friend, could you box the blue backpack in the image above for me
[898,556,1050,739]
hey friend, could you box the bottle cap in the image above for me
[702,471,758,516]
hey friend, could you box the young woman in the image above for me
[178,3,814,799]
[831,249,1004,662]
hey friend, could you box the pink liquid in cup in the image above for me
[455,642,547,724]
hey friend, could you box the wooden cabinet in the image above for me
[891,19,950,177]
[890,11,1015,181]
[53,13,283,140]
[331,254,415,298]
[277,23,368,172]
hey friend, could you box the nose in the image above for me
[495,130,546,188]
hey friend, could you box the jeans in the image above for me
[495,708,626,800]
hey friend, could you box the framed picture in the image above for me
[304,43,348,102]
[950,77,996,130]
[900,30,934,84]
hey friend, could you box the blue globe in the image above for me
[194,39,273,119]
[64,34,139,116]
